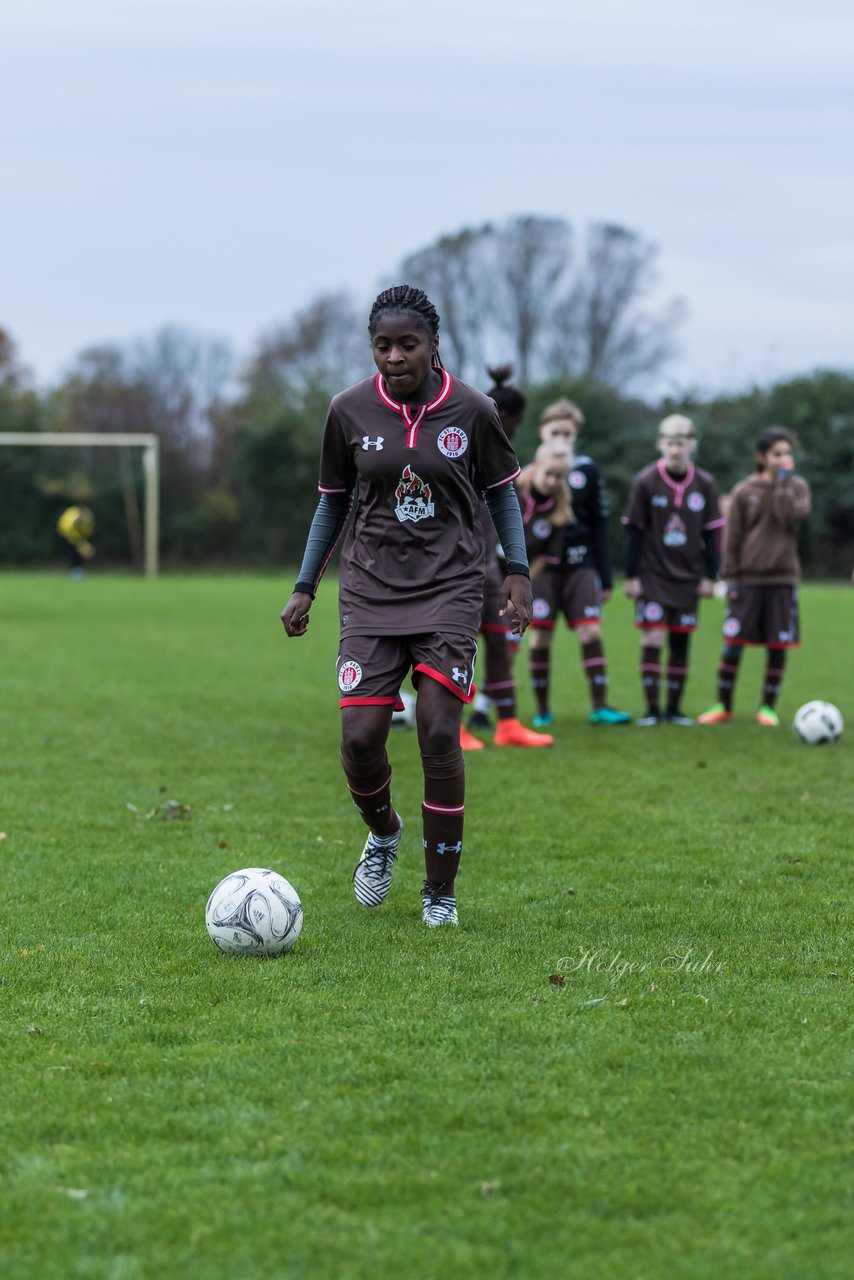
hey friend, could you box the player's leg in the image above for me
[414,676,464,926]
[757,648,787,725]
[565,571,630,725]
[576,621,632,725]
[527,625,555,724]
[637,622,666,725]
[756,588,798,725]
[697,643,742,722]
[338,642,406,907]
[481,627,553,747]
[664,629,693,723]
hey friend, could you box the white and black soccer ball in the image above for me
[205,867,303,956]
[792,701,844,746]
[390,689,416,730]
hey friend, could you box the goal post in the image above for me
[0,432,160,577]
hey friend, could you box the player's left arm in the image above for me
[483,483,532,635]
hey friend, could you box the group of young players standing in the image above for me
[282,285,812,928]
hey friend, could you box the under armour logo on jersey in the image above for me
[451,667,468,684]
[362,436,384,451]
[437,841,463,856]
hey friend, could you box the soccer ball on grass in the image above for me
[792,701,843,746]
[205,867,303,955]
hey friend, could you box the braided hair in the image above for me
[368,285,444,368]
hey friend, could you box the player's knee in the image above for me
[721,643,742,664]
[340,722,387,765]
[575,622,601,644]
[642,628,667,650]
[528,628,552,652]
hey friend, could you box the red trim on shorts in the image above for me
[635,621,697,633]
[567,616,601,630]
[339,696,399,707]
[481,622,509,635]
[721,638,800,649]
[530,620,556,631]
[413,663,476,703]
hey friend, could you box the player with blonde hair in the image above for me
[622,414,723,725]
[525,399,631,727]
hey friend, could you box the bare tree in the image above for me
[399,225,497,381]
[549,223,684,389]
[493,215,572,384]
[248,292,368,400]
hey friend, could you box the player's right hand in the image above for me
[623,577,641,599]
[281,592,313,637]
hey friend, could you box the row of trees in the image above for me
[1,215,852,575]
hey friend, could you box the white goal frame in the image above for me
[0,432,160,577]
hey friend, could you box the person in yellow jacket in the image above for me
[57,506,95,578]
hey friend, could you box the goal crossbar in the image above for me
[0,432,160,577]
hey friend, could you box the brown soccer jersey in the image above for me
[622,460,723,609]
[319,372,521,636]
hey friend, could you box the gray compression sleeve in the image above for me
[294,492,352,597]
[484,484,529,577]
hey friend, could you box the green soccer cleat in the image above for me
[756,705,780,727]
[588,706,633,726]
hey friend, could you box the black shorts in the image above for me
[336,633,479,708]
[722,585,800,648]
[530,567,602,631]
[634,599,698,633]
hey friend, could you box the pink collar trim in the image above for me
[657,458,695,508]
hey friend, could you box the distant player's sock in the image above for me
[421,747,464,890]
[483,677,517,722]
[529,646,552,717]
[340,748,396,835]
[716,643,743,712]
[762,648,787,710]
[665,631,690,716]
[640,643,662,715]
[581,638,607,711]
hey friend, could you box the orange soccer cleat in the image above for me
[697,703,733,725]
[494,717,554,748]
[460,723,486,751]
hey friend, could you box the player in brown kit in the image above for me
[622,414,723,725]
[697,426,811,727]
[281,286,533,926]
[461,365,554,751]
[525,399,632,727]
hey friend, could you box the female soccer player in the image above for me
[462,365,553,751]
[622,415,723,725]
[525,399,631,727]
[281,286,533,926]
[697,426,811,726]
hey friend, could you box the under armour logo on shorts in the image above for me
[362,436,384,451]
[451,667,468,684]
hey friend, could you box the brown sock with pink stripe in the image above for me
[340,748,397,836]
[421,748,464,889]
[762,648,787,708]
[529,646,552,716]
[581,638,607,710]
[640,643,662,715]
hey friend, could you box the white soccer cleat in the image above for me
[352,819,403,907]
[421,881,459,927]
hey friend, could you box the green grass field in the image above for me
[1,572,852,1280]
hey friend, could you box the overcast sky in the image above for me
[2,0,853,397]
